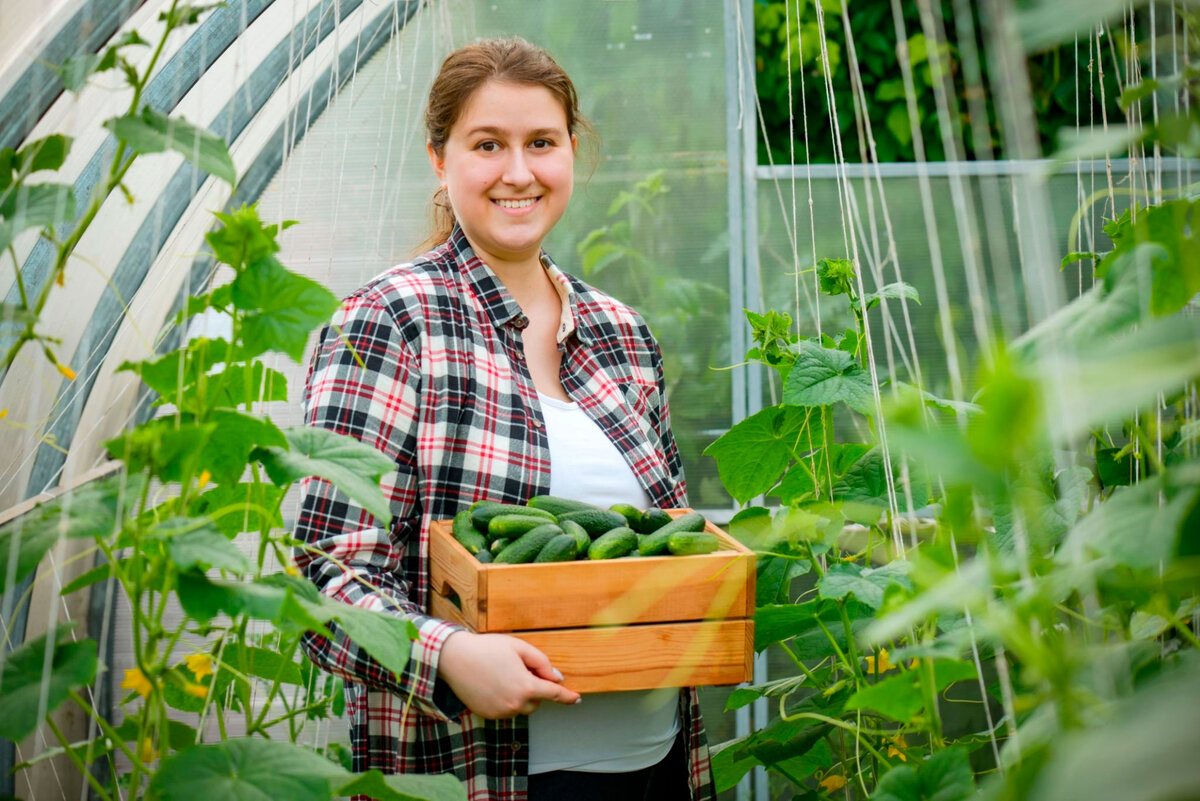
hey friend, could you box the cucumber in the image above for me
[526,495,602,516]
[560,520,591,556]
[451,510,488,554]
[587,526,638,560]
[489,514,560,540]
[470,502,555,532]
[494,524,562,564]
[609,503,643,527]
[640,511,707,555]
[637,507,673,534]
[558,509,628,537]
[667,530,720,555]
[637,528,673,556]
[653,511,707,537]
[534,534,579,563]
[475,549,494,564]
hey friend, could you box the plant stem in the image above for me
[68,690,144,769]
[778,711,894,766]
[46,716,115,801]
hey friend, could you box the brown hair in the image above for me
[417,37,592,253]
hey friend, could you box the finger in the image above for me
[528,676,581,706]
[512,639,562,682]
[519,699,542,716]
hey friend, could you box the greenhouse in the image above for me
[0,0,1197,799]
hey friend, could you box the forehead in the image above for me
[452,80,569,135]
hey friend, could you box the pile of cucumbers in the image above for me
[450,495,721,564]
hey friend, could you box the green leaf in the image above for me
[328,603,418,680]
[60,558,127,595]
[337,770,467,801]
[113,717,198,750]
[0,183,76,232]
[871,746,975,800]
[816,257,856,297]
[116,337,229,403]
[0,626,98,742]
[756,552,813,606]
[162,522,251,574]
[1061,251,1101,270]
[18,135,72,174]
[253,426,397,526]
[105,418,215,484]
[199,410,287,486]
[149,738,348,801]
[0,471,144,592]
[1048,124,1144,163]
[818,561,913,610]
[221,646,303,686]
[862,282,920,310]
[231,257,340,361]
[1119,78,1161,112]
[103,107,236,186]
[755,600,839,652]
[1017,0,1139,52]
[783,342,875,415]
[703,406,817,504]
[886,104,913,149]
[207,206,283,270]
[188,482,284,537]
[159,1,224,28]
[846,660,977,721]
[1058,477,1196,569]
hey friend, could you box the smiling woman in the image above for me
[293,36,714,801]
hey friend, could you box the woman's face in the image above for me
[428,80,577,270]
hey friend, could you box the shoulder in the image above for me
[560,272,658,349]
[337,247,462,345]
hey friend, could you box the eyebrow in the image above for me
[463,126,565,138]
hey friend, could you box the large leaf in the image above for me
[0,471,144,592]
[231,257,340,362]
[1058,477,1195,569]
[871,746,975,801]
[755,599,841,652]
[106,418,215,484]
[188,482,284,537]
[253,426,396,526]
[220,646,303,686]
[0,627,98,742]
[862,282,920,310]
[845,660,977,721]
[834,446,931,510]
[783,342,875,415]
[162,522,251,574]
[0,183,75,232]
[818,561,913,610]
[104,107,236,186]
[200,410,287,486]
[703,406,817,504]
[148,719,466,801]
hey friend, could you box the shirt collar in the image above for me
[446,225,592,346]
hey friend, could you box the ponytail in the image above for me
[416,185,456,254]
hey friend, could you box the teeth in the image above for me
[495,198,537,209]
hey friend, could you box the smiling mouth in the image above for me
[494,197,539,210]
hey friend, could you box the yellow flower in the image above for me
[185,653,214,680]
[184,682,209,699]
[864,648,896,674]
[138,737,159,763]
[0,409,7,419]
[197,470,211,488]
[818,773,847,792]
[56,363,76,381]
[888,734,908,762]
[121,667,154,698]
[284,562,300,577]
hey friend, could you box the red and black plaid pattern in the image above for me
[294,227,714,800]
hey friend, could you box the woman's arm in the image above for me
[294,290,462,719]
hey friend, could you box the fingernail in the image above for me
[574,697,583,704]
[552,668,563,681]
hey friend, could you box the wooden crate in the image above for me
[428,509,755,693]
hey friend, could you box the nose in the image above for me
[502,149,533,187]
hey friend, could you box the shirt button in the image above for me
[512,741,523,752]
[512,315,529,329]
[514,349,525,362]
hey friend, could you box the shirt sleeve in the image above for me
[646,324,689,507]
[293,288,464,721]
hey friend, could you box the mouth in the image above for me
[493,197,540,210]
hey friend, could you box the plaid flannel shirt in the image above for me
[294,227,716,801]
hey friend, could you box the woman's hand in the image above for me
[437,631,581,719]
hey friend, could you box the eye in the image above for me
[530,138,553,150]
[477,140,500,153]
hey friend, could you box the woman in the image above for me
[295,37,715,801]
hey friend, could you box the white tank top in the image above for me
[527,393,681,774]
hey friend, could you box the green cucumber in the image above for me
[558,509,629,537]
[587,526,638,560]
[637,507,673,534]
[451,509,488,554]
[609,503,643,527]
[638,528,673,556]
[489,538,507,556]
[526,495,602,516]
[534,534,579,563]
[494,524,562,564]
[667,530,720,555]
[475,549,494,564]
[560,520,591,556]
[470,501,555,532]
[489,514,560,540]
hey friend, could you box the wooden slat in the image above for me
[513,619,754,694]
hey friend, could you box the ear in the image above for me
[427,141,445,183]
[571,134,579,155]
